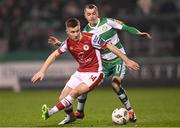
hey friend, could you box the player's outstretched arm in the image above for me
[48,36,61,46]
[122,24,151,39]
[106,43,140,71]
[31,50,60,83]
[108,19,151,39]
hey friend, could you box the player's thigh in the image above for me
[66,71,82,89]
[59,72,82,100]
[70,83,90,98]
[102,62,111,78]
[70,72,104,97]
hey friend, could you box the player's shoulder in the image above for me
[99,17,108,23]
[66,37,70,42]
[104,17,115,22]
[106,17,124,24]
[82,32,93,37]
[82,32,94,41]
[100,17,122,25]
[66,37,74,45]
[82,32,100,43]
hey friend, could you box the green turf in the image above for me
[0,87,180,127]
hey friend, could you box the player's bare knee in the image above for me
[70,89,79,99]
[112,76,121,87]
[59,92,66,101]
[112,76,122,93]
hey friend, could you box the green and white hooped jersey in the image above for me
[83,18,126,61]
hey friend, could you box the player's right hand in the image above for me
[126,60,140,71]
[31,71,44,83]
[48,36,61,46]
[139,32,152,39]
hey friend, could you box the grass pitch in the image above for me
[0,87,180,127]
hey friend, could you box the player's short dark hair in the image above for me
[84,4,98,12]
[65,18,80,28]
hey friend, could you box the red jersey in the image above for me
[57,32,106,72]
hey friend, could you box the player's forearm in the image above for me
[39,51,58,73]
[106,44,129,63]
[122,24,140,35]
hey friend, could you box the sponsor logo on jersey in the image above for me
[93,35,99,43]
[78,52,85,63]
[78,51,92,63]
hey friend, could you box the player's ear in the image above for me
[96,10,99,17]
[66,29,68,34]
[83,9,86,16]
[84,10,87,18]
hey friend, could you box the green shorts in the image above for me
[102,58,126,79]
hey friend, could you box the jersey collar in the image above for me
[88,18,100,29]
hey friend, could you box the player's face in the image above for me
[84,8,98,25]
[66,25,81,41]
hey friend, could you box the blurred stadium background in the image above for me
[0,0,180,91]
[0,0,180,127]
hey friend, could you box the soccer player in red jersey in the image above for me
[31,18,139,125]
[49,4,151,124]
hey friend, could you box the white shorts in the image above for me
[66,71,104,89]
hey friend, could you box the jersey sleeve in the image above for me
[107,18,123,30]
[57,40,67,54]
[91,34,107,50]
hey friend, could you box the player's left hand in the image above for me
[139,32,151,39]
[126,60,140,71]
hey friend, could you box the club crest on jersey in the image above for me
[102,25,108,31]
[83,44,89,51]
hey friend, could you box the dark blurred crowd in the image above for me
[0,0,180,57]
[0,0,93,52]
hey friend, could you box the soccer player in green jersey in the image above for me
[49,4,151,125]
[73,4,151,122]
